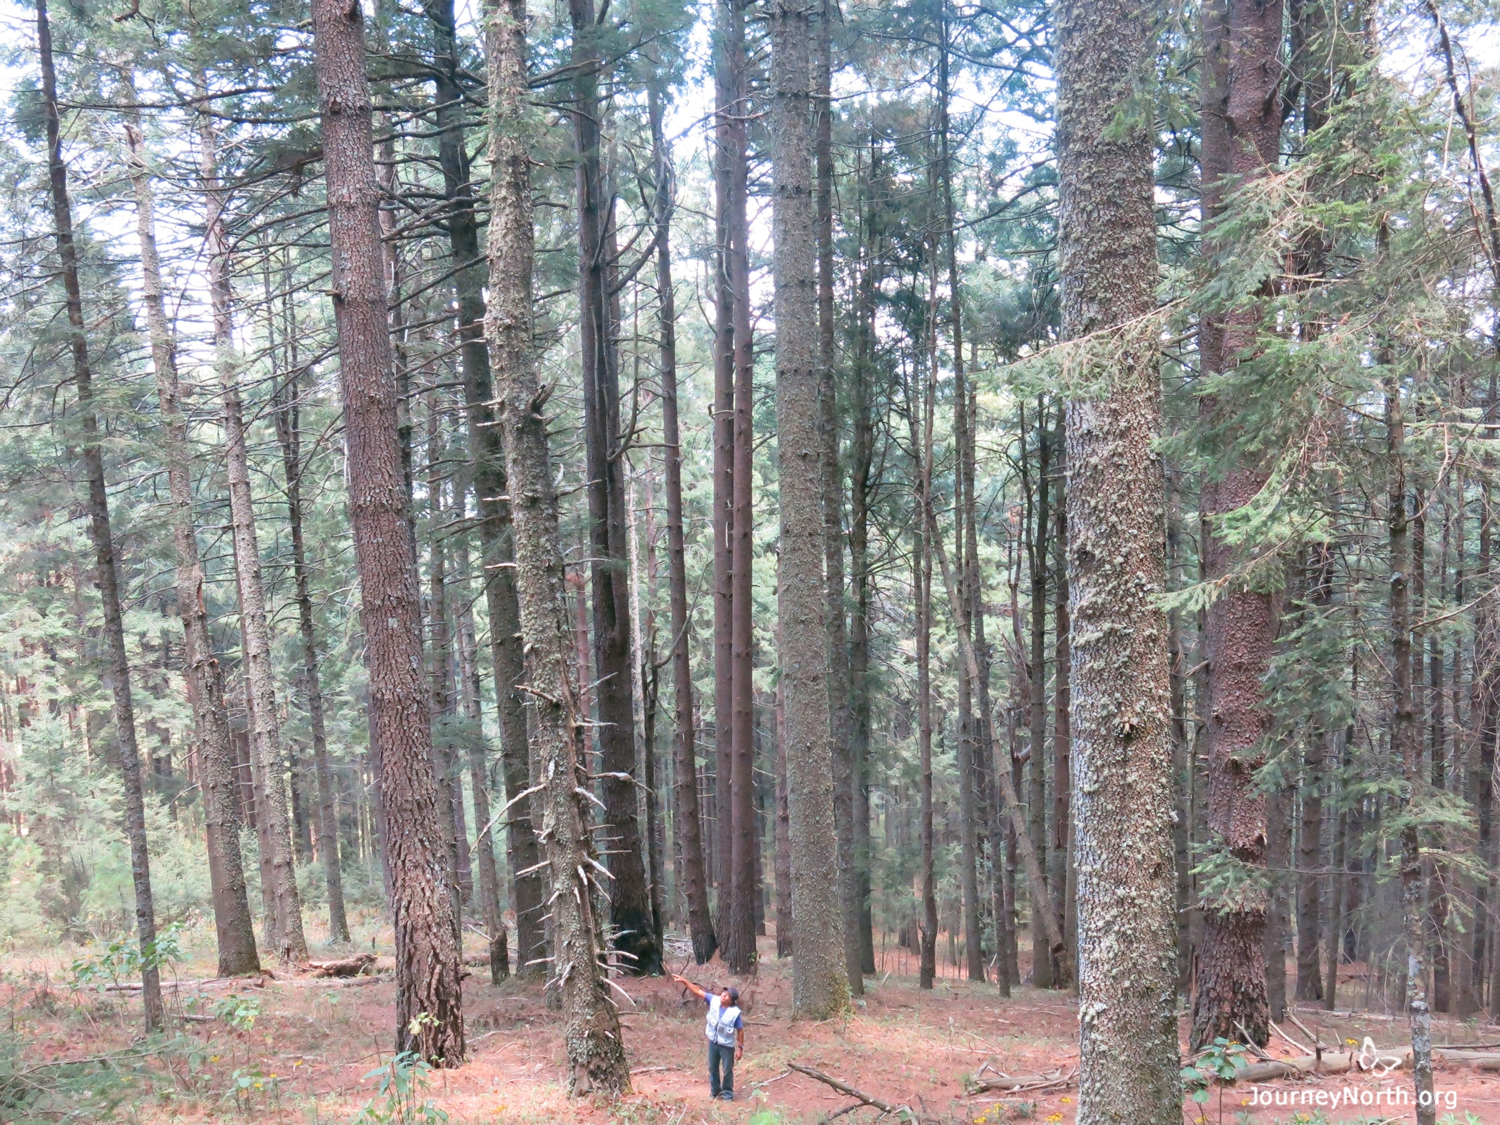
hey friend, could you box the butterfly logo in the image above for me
[1356,1036,1402,1076]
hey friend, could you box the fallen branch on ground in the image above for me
[308,953,377,978]
[789,1062,919,1121]
[967,1064,1077,1095]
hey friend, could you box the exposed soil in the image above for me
[7,930,1500,1124]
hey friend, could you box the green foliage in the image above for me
[351,1052,449,1125]
[68,921,183,989]
[0,1029,147,1123]
[213,992,264,1032]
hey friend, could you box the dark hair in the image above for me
[725,986,739,1005]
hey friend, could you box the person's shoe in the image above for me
[720,1092,734,1101]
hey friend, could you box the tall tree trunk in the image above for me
[1191,0,1281,1050]
[935,508,1068,983]
[935,10,984,986]
[1323,725,1349,1012]
[1388,372,1436,1125]
[815,0,858,998]
[199,110,308,965]
[426,414,467,937]
[849,153,879,976]
[39,12,164,1030]
[913,365,938,991]
[122,85,260,977]
[1055,0,1180,1113]
[1052,429,1073,969]
[310,0,464,1061]
[1021,403,1053,988]
[426,0,545,983]
[721,0,758,975]
[567,0,660,975]
[774,629,794,956]
[710,0,738,922]
[771,0,850,1018]
[650,81,715,966]
[272,357,351,945]
[1296,545,1332,1001]
[485,0,630,1086]
[452,502,508,982]
[1264,781,1288,1019]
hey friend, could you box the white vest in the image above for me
[705,996,741,1047]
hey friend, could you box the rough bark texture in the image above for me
[309,0,464,1062]
[200,113,308,966]
[771,0,851,1020]
[815,0,859,999]
[1389,379,1436,1125]
[1295,547,1331,1002]
[567,0,661,976]
[40,10,164,1031]
[710,0,737,920]
[123,94,260,978]
[1192,0,1282,1051]
[484,0,630,1087]
[1055,0,1181,1117]
[651,83,716,967]
[721,0,757,975]
[850,166,879,976]
[1024,408,1053,989]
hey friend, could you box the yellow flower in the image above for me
[1061,1098,1072,1104]
[1045,1115,1063,1123]
[209,1055,221,1063]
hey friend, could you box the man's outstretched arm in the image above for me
[671,974,708,1001]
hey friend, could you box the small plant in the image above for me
[1180,1038,1250,1125]
[1437,1115,1483,1125]
[351,1052,448,1125]
[224,1065,280,1114]
[214,992,263,1031]
[69,922,185,992]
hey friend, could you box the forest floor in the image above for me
[4,928,1500,1125]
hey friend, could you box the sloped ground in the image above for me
[5,930,1500,1123]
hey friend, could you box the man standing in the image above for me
[671,974,745,1100]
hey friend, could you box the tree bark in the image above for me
[815,0,858,999]
[1019,402,1053,988]
[428,0,547,984]
[710,0,738,922]
[913,367,937,991]
[1191,0,1282,1051]
[649,82,715,967]
[309,0,464,1061]
[485,0,630,1086]
[426,412,467,936]
[771,0,851,1019]
[850,150,879,975]
[1055,0,1181,1113]
[1295,545,1332,1001]
[567,0,661,976]
[40,9,164,1030]
[199,109,309,966]
[273,356,352,946]
[122,85,260,978]
[1388,372,1437,1125]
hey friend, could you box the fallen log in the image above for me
[1216,1047,1500,1084]
[789,1062,918,1121]
[308,953,377,978]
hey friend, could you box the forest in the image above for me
[1,0,1498,1121]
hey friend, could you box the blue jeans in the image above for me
[708,1041,734,1097]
